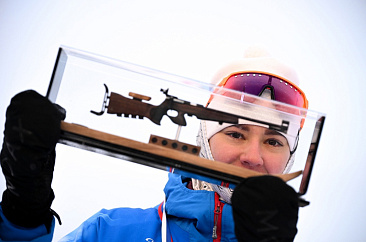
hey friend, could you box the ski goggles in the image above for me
[216,72,308,109]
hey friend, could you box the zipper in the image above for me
[212,193,223,241]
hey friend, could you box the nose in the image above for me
[239,141,264,168]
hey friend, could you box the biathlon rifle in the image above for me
[90,84,289,134]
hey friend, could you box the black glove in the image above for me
[1,90,65,231]
[231,176,299,242]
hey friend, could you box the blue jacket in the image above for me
[0,173,237,241]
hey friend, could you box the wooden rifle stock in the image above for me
[108,92,157,122]
[107,91,236,126]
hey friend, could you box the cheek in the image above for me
[210,144,229,163]
[263,152,290,174]
[209,138,236,164]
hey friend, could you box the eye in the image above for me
[267,139,283,147]
[225,131,244,139]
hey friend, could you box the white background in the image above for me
[1,1,365,241]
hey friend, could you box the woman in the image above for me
[0,47,306,241]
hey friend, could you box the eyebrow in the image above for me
[235,125,250,131]
[235,125,285,137]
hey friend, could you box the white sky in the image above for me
[1,1,366,241]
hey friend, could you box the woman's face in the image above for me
[209,124,290,174]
